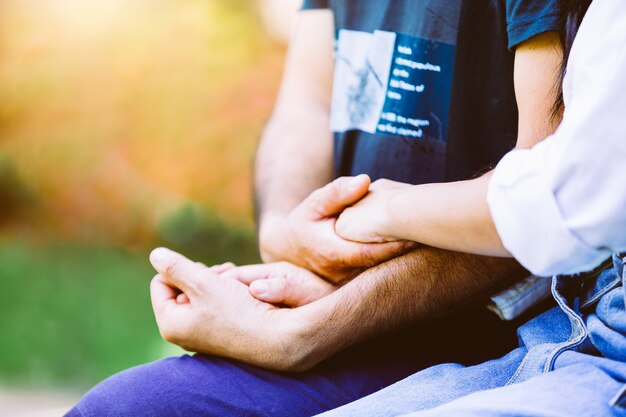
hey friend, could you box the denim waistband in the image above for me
[580,254,624,311]
[508,253,625,385]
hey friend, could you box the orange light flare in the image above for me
[0,0,286,245]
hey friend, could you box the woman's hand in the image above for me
[259,175,413,283]
[335,179,411,243]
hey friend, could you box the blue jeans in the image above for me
[67,305,518,416]
[318,254,626,417]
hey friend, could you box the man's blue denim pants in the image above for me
[318,254,626,417]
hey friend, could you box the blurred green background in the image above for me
[0,0,292,394]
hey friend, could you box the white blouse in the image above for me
[488,0,626,276]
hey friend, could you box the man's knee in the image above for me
[67,353,334,417]
[68,355,227,416]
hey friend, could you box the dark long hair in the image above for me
[553,0,593,117]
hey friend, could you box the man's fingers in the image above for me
[221,264,272,285]
[249,278,287,304]
[150,274,179,316]
[150,247,209,293]
[211,262,236,274]
[304,175,371,218]
[223,262,336,306]
[150,274,191,346]
[249,275,334,308]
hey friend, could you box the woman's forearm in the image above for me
[385,174,510,257]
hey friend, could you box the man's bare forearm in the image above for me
[294,247,527,368]
[254,109,336,265]
[255,112,333,221]
[252,12,409,276]
[254,10,335,224]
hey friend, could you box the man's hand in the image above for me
[173,261,235,305]
[259,175,412,283]
[222,261,335,307]
[335,179,412,243]
[149,248,318,371]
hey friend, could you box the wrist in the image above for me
[286,290,359,370]
[258,212,288,263]
[262,307,322,372]
[275,296,340,371]
[383,188,405,240]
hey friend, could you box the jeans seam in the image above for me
[610,384,626,410]
[580,277,621,310]
[543,279,587,373]
[505,345,540,386]
[499,281,549,310]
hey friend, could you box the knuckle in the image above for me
[164,258,182,277]
[187,280,204,296]
[189,279,204,294]
[327,177,347,196]
[277,261,291,270]
[275,262,293,278]
[307,187,325,203]
[336,176,353,193]
[277,278,290,294]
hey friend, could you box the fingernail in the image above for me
[250,281,269,296]
[150,247,172,266]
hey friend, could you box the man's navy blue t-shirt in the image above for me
[301,0,560,184]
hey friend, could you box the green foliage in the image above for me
[0,0,267,391]
[0,241,169,389]
[0,156,35,224]
[157,203,260,265]
[0,211,260,389]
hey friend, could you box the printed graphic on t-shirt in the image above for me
[331,29,455,142]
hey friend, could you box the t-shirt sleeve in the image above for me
[505,0,560,49]
[301,0,328,10]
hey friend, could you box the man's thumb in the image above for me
[307,174,370,217]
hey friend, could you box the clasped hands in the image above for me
[150,175,412,371]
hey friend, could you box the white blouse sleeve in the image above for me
[487,0,626,277]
